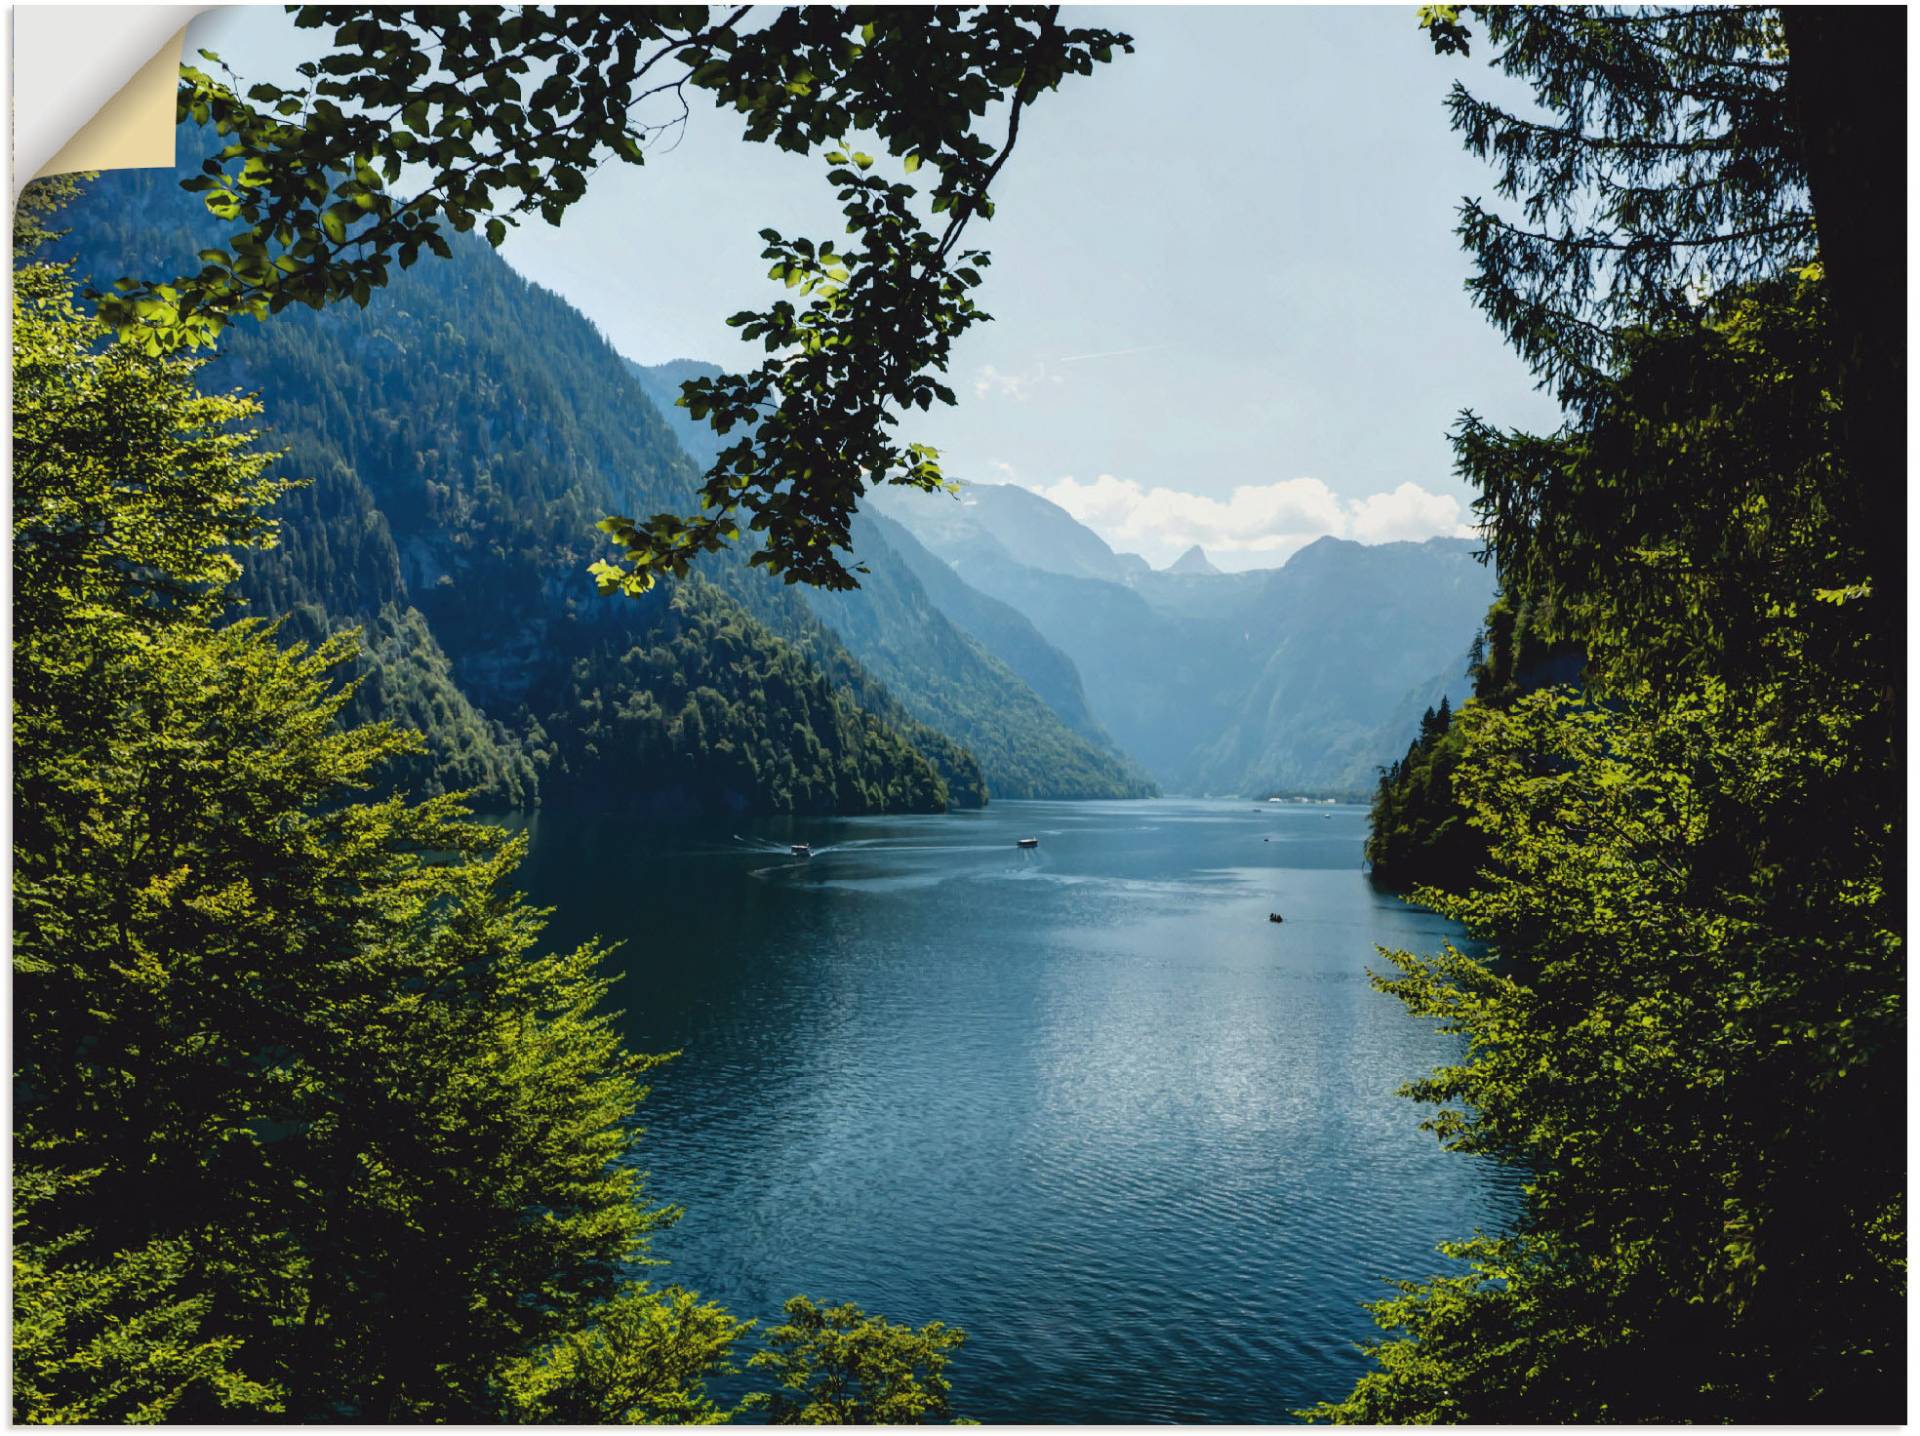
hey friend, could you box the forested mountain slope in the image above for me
[54,145,972,815]
[630,359,1154,799]
[802,516,1156,799]
[862,512,1118,752]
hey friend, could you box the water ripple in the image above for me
[514,799,1520,1423]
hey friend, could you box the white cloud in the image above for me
[972,361,1062,402]
[1021,473,1474,570]
[1347,481,1475,545]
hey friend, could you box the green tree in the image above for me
[13,1167,282,1422]
[101,6,1132,592]
[500,1286,757,1424]
[1420,2,1901,665]
[750,1297,967,1425]
[11,227,725,1423]
[1330,8,1902,1421]
[1324,679,1899,1420]
[15,196,974,1428]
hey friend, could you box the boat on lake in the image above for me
[790,843,812,858]
[1017,837,1039,849]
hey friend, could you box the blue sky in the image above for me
[189,5,1564,570]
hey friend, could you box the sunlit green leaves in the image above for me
[750,1296,967,1425]
[92,7,1130,593]
[1328,262,1900,1421]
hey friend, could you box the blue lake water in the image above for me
[510,797,1518,1423]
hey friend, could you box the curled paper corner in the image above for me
[13,6,205,198]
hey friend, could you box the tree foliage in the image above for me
[13,247,678,1419]
[13,232,973,1424]
[1328,674,1899,1420]
[1424,3,1902,644]
[99,6,1131,592]
[1417,6,1809,408]
[750,1297,967,1425]
[1334,7,1902,1422]
[1365,592,1578,889]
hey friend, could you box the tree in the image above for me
[13,1167,281,1422]
[1419,2,1902,669]
[1774,8,1905,654]
[1320,681,1901,1421]
[1330,8,1903,1420]
[750,1297,967,1425]
[98,6,1132,592]
[16,192,976,1427]
[13,220,719,1423]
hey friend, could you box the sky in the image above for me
[189,4,1566,572]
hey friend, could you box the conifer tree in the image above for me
[1332,8,1902,1419]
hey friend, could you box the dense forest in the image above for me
[1326,7,1903,1422]
[1363,591,1580,889]
[53,145,985,816]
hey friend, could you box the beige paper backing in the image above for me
[34,24,188,181]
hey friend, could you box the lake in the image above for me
[510,797,1519,1423]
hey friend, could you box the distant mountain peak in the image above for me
[1166,544,1220,575]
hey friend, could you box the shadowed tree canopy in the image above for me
[1325,8,1903,1421]
[1421,3,1903,651]
[95,5,1131,592]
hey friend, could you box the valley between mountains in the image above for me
[58,148,1494,817]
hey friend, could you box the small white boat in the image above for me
[1016,837,1039,849]
[790,843,812,858]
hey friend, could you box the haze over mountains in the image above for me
[635,357,1496,797]
[864,482,1497,797]
[60,135,1492,813]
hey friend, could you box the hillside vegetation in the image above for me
[54,147,974,816]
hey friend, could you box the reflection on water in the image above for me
[509,798,1517,1423]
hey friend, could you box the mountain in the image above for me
[800,515,1156,799]
[58,137,1482,813]
[1185,537,1494,797]
[626,358,729,469]
[628,359,1153,800]
[877,484,1499,798]
[868,481,1151,582]
[1166,545,1221,575]
[861,512,1116,751]
[53,142,980,816]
